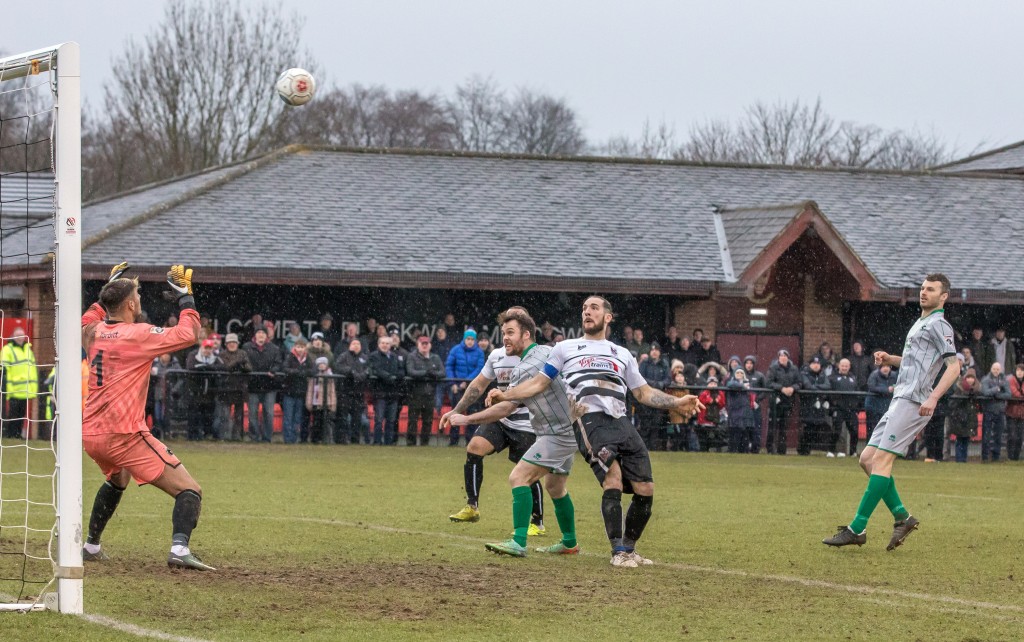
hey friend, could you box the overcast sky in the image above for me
[4,1,1022,156]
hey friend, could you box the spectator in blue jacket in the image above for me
[445,328,485,445]
[865,363,897,441]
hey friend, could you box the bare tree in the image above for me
[447,76,508,152]
[603,98,957,170]
[84,0,313,197]
[597,119,678,159]
[501,88,586,155]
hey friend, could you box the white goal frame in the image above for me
[0,42,82,614]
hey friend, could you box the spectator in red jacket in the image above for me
[1007,363,1024,461]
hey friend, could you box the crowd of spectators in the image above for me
[137,311,1024,462]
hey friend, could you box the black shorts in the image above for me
[475,422,536,463]
[575,412,653,493]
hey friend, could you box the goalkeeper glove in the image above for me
[165,264,196,310]
[109,261,131,282]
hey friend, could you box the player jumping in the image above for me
[442,307,546,536]
[823,274,960,550]
[490,296,703,568]
[80,262,215,570]
[449,308,582,557]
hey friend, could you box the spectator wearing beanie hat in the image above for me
[308,331,335,366]
[217,333,251,441]
[306,355,336,444]
[445,328,485,446]
[766,348,801,455]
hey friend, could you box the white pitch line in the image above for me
[212,514,1024,617]
[0,590,210,642]
[79,614,213,642]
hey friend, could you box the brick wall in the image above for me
[672,298,717,341]
[802,275,843,362]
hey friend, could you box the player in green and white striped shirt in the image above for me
[449,308,582,558]
[823,274,961,550]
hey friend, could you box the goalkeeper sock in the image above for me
[87,480,125,545]
[530,480,544,526]
[171,489,202,552]
[551,493,577,548]
[511,485,533,547]
[601,488,624,550]
[464,453,484,507]
[849,474,890,533]
[881,476,910,521]
[622,494,653,551]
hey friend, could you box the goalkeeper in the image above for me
[80,262,215,571]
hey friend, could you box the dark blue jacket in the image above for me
[866,368,897,416]
[446,343,485,380]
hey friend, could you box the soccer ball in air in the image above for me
[275,68,316,106]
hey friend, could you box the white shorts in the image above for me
[867,397,930,457]
[520,433,577,475]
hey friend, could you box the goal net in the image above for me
[0,43,82,613]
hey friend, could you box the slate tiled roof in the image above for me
[0,160,249,265]
[935,140,1024,173]
[716,204,806,277]
[12,147,1024,295]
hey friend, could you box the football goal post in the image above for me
[0,42,82,614]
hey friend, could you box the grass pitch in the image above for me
[2,442,1022,641]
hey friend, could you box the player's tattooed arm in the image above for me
[634,384,703,412]
[452,378,487,414]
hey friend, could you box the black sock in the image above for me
[622,494,654,550]
[464,454,484,507]
[171,489,202,548]
[530,480,544,526]
[87,481,125,545]
[601,489,623,549]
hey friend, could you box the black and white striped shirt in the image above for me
[481,347,533,433]
[543,339,646,419]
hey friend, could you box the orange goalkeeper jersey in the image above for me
[81,303,199,436]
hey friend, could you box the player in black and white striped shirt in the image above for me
[492,296,703,568]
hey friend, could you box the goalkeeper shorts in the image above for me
[84,431,181,485]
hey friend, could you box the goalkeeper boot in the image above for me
[822,525,867,547]
[82,547,109,562]
[449,505,480,523]
[535,542,580,555]
[168,551,217,571]
[485,538,527,558]
[886,515,920,551]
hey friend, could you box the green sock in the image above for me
[849,474,890,533]
[552,492,577,548]
[881,476,910,521]
[511,486,533,547]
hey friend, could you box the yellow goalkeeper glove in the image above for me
[109,261,130,282]
[166,265,194,296]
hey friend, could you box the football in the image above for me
[275,68,316,106]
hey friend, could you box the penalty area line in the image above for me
[213,513,1024,617]
[0,591,211,642]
